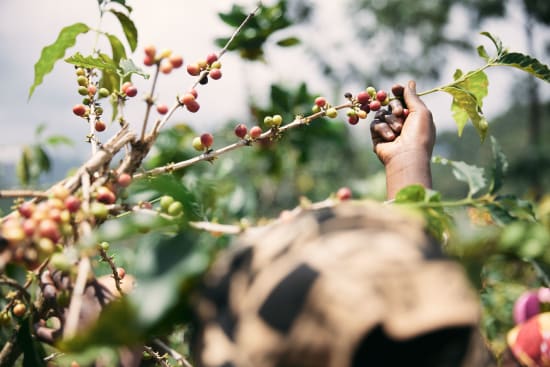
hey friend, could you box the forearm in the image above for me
[385,156,432,200]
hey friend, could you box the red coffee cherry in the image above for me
[156,103,169,115]
[169,54,183,68]
[72,104,87,117]
[209,68,222,80]
[336,187,352,201]
[200,133,214,149]
[117,173,132,187]
[94,120,106,132]
[234,124,248,138]
[249,126,262,139]
[376,90,388,102]
[206,53,218,65]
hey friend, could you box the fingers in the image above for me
[370,108,405,144]
[403,80,428,114]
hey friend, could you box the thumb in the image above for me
[403,80,427,112]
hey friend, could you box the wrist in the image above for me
[385,153,432,199]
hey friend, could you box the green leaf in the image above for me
[218,5,248,27]
[104,33,127,63]
[494,52,550,83]
[480,31,504,56]
[118,59,149,79]
[477,45,490,61]
[109,10,138,51]
[28,23,90,99]
[65,52,118,72]
[45,135,74,147]
[35,123,47,138]
[16,147,32,186]
[33,146,51,173]
[443,85,489,140]
[394,184,426,203]
[488,136,508,194]
[433,156,487,198]
[276,36,301,47]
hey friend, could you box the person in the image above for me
[191,81,497,367]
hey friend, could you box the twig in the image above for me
[153,339,193,367]
[141,65,161,141]
[135,102,353,179]
[189,221,242,235]
[0,190,48,198]
[99,248,124,295]
[63,256,91,339]
[143,345,171,367]
[218,4,261,59]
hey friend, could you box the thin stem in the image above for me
[141,65,161,141]
[218,4,261,59]
[418,63,493,97]
[0,190,48,198]
[136,102,352,178]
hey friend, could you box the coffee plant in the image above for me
[1,1,549,366]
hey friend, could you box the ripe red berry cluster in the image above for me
[179,88,200,113]
[234,123,263,140]
[0,172,134,269]
[142,45,184,75]
[186,53,222,84]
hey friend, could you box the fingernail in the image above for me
[408,80,417,93]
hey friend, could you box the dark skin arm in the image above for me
[370,80,436,200]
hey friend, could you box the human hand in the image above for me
[370,80,436,199]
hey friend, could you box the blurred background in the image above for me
[0,0,549,215]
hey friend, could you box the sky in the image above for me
[0,1,548,174]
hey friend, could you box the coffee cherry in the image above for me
[82,97,91,105]
[64,196,81,213]
[366,86,376,97]
[12,303,26,318]
[96,186,116,204]
[206,53,218,65]
[99,241,110,251]
[314,96,327,107]
[356,91,370,105]
[210,61,222,69]
[391,84,405,97]
[22,219,37,237]
[91,202,109,220]
[235,124,248,138]
[181,93,196,106]
[125,86,138,97]
[121,81,132,94]
[357,110,368,119]
[77,76,88,87]
[78,86,89,96]
[197,59,208,70]
[143,54,155,66]
[51,185,70,200]
[75,68,86,77]
[336,187,352,201]
[169,54,183,68]
[94,120,106,132]
[376,90,388,102]
[348,115,359,125]
[144,44,156,58]
[156,104,168,115]
[117,173,132,187]
[264,116,273,126]
[186,100,200,113]
[159,60,173,74]
[167,201,184,216]
[249,126,262,139]
[192,136,204,151]
[209,68,222,80]
[369,100,381,111]
[18,202,35,218]
[272,114,283,127]
[98,88,110,98]
[311,105,321,113]
[160,195,175,212]
[188,88,198,98]
[87,85,97,96]
[187,63,201,76]
[381,96,390,106]
[116,267,126,280]
[39,219,61,242]
[38,237,56,255]
[159,48,172,59]
[403,108,410,118]
[326,108,338,118]
[200,133,214,149]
